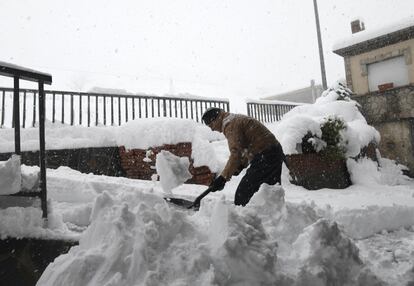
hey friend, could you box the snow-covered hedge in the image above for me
[270,81,380,158]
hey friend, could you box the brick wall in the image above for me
[0,143,215,185]
[119,142,215,185]
[0,147,125,177]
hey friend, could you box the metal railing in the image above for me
[0,87,230,128]
[246,100,303,123]
[0,61,52,219]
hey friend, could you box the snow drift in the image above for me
[38,185,383,286]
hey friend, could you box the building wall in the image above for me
[347,38,414,94]
[353,86,414,177]
[353,86,414,122]
[375,119,414,177]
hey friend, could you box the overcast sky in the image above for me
[1,0,413,111]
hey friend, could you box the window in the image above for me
[367,56,409,92]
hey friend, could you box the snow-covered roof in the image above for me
[261,84,324,104]
[333,16,414,57]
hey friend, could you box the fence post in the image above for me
[163,98,167,117]
[104,95,107,126]
[79,93,82,126]
[125,97,129,123]
[145,98,148,118]
[61,93,65,124]
[1,90,5,127]
[23,90,27,128]
[87,94,90,127]
[13,77,21,154]
[151,98,154,118]
[118,96,121,126]
[33,91,37,127]
[52,92,55,124]
[195,101,199,122]
[95,95,98,126]
[70,94,74,126]
[38,81,47,219]
[132,97,136,120]
[138,98,142,118]
[110,96,114,126]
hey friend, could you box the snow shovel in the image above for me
[164,186,213,210]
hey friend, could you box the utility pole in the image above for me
[313,0,327,90]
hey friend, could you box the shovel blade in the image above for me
[164,197,198,210]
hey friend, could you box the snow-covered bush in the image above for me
[270,80,380,158]
[317,80,354,103]
[302,116,347,160]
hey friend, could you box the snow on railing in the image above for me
[245,98,304,123]
[0,88,230,128]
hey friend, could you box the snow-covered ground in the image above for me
[1,148,413,285]
[2,163,410,285]
[1,84,414,285]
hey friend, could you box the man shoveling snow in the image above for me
[202,107,285,206]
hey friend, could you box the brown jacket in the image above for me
[210,112,280,180]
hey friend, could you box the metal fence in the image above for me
[246,100,302,123]
[0,87,230,128]
[0,62,51,219]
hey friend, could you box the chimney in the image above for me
[351,19,365,34]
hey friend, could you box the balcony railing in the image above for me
[0,88,230,128]
[0,61,52,219]
[246,99,303,123]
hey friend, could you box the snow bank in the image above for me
[0,155,21,195]
[0,118,222,153]
[331,205,414,239]
[38,185,384,285]
[0,118,226,174]
[0,122,117,153]
[347,156,412,187]
[0,206,78,240]
[269,81,380,156]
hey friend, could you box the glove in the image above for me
[209,175,226,192]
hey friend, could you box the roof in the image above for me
[0,61,52,84]
[333,16,414,57]
[262,84,324,104]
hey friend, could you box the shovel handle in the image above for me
[188,187,213,209]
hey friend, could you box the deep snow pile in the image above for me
[37,184,384,286]
[269,81,380,157]
[0,160,411,284]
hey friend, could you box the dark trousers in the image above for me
[234,144,285,206]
